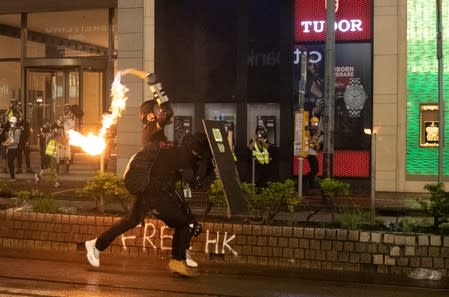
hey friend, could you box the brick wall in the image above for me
[0,210,448,278]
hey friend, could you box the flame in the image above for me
[68,72,129,155]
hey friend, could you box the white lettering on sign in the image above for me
[335,65,354,77]
[300,19,363,34]
[293,49,322,65]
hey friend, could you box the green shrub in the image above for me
[16,189,47,201]
[207,178,300,225]
[0,180,13,197]
[207,179,227,208]
[418,183,449,229]
[14,189,60,213]
[319,178,350,200]
[80,172,130,213]
[336,208,368,230]
[31,198,61,213]
[250,180,300,225]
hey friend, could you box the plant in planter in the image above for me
[319,178,350,200]
[247,179,300,225]
[16,189,61,213]
[336,207,368,230]
[0,180,13,197]
[207,178,300,225]
[319,178,350,221]
[418,183,449,230]
[207,179,227,208]
[80,172,130,213]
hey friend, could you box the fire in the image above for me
[67,72,129,155]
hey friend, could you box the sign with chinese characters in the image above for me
[294,0,372,42]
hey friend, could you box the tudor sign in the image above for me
[295,0,372,42]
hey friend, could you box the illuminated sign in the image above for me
[295,0,372,42]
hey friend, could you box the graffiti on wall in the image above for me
[120,222,238,256]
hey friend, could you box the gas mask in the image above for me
[9,116,17,128]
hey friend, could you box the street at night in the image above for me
[0,248,447,297]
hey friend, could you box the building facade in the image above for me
[0,0,447,193]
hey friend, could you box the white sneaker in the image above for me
[34,173,40,185]
[185,249,198,268]
[85,239,100,267]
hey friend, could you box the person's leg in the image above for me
[7,149,15,179]
[151,192,198,277]
[16,145,23,173]
[49,157,60,187]
[95,194,149,251]
[24,146,32,172]
[308,155,319,188]
[85,194,150,267]
[150,191,194,261]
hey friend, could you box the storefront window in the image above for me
[27,9,111,58]
[0,14,21,59]
[0,62,20,115]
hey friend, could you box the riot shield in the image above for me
[202,120,248,217]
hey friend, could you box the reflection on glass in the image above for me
[27,9,110,58]
[26,69,80,145]
[0,62,20,109]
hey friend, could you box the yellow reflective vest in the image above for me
[45,139,58,157]
[252,141,269,165]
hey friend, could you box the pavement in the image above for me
[0,247,448,297]
[0,149,434,226]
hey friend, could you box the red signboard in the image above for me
[295,0,372,42]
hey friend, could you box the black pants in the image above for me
[7,148,18,179]
[305,154,319,188]
[17,143,31,170]
[95,183,194,261]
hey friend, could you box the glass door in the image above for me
[25,68,79,146]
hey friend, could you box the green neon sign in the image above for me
[407,0,449,175]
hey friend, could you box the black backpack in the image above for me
[123,142,160,194]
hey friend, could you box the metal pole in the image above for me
[251,156,255,198]
[100,152,105,174]
[324,0,336,178]
[370,132,376,224]
[298,52,307,197]
[436,0,444,183]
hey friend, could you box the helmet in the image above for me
[256,126,267,139]
[9,116,17,124]
[310,116,319,127]
[139,100,157,123]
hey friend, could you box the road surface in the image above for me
[0,248,447,297]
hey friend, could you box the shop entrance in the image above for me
[25,66,105,147]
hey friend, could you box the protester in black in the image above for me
[16,118,33,174]
[85,100,203,277]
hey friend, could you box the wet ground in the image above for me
[0,248,447,297]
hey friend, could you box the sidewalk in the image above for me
[0,150,428,224]
[0,172,428,226]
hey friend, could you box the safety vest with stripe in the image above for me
[45,139,58,157]
[252,141,269,164]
